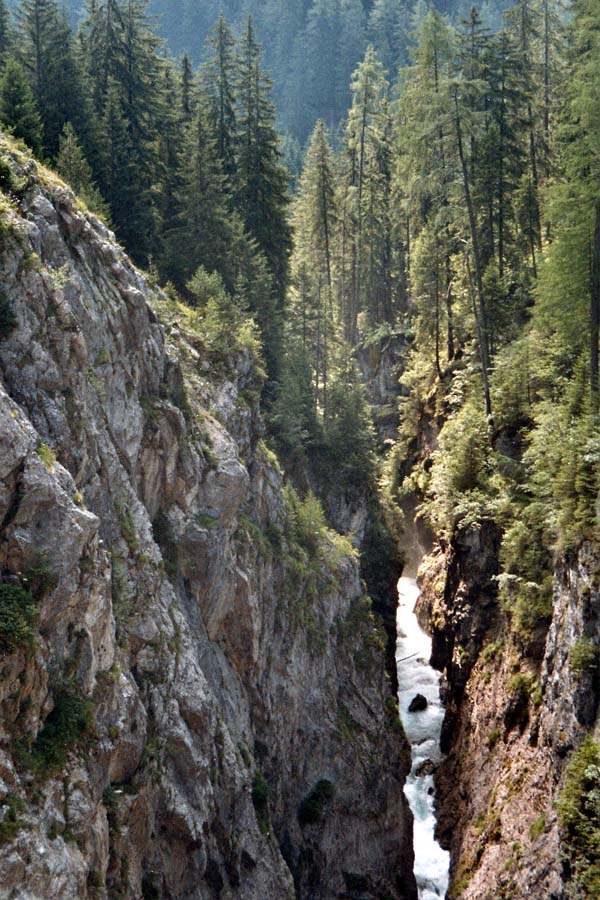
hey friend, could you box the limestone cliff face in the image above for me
[0,138,416,900]
[419,525,600,900]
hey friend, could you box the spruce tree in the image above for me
[15,0,54,104]
[81,0,164,262]
[180,52,194,122]
[155,61,185,275]
[0,0,11,65]
[80,0,124,112]
[0,55,42,155]
[202,14,236,184]
[56,122,108,216]
[164,98,233,288]
[234,17,291,312]
[368,0,411,75]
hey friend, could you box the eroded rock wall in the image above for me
[0,138,415,900]
[419,526,600,900]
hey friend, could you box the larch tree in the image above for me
[341,44,388,344]
[289,119,338,413]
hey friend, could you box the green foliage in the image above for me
[186,266,263,361]
[422,392,496,537]
[487,727,502,750]
[27,690,96,774]
[251,772,270,834]
[234,18,291,312]
[508,673,533,697]
[0,57,43,156]
[498,511,553,636]
[285,487,327,558]
[336,702,362,741]
[56,123,109,219]
[0,582,37,652]
[269,343,320,464]
[558,736,600,897]
[298,779,335,826]
[320,375,377,491]
[0,291,16,338]
[570,637,598,676]
[36,443,57,471]
[522,371,600,552]
[529,813,546,841]
[24,551,58,598]
[0,794,25,844]
[119,507,139,554]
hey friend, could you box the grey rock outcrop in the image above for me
[418,523,600,900]
[0,138,416,900]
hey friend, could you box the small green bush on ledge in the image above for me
[0,794,25,844]
[0,582,37,652]
[298,779,334,826]
[570,637,598,676]
[0,291,16,338]
[25,690,96,775]
[251,773,270,834]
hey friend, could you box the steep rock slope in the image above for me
[418,526,600,899]
[0,138,416,900]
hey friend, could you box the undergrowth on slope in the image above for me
[0,582,37,652]
[558,736,600,898]
[16,689,96,776]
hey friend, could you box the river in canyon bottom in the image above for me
[396,576,450,900]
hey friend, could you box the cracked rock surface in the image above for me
[0,137,416,900]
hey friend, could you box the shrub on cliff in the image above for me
[557,736,600,897]
[283,485,328,557]
[251,772,270,834]
[26,690,96,774]
[0,582,37,652]
[0,291,16,338]
[422,392,497,537]
[298,779,334,826]
[187,266,263,360]
[570,637,598,676]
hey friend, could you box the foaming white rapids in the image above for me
[396,576,450,900]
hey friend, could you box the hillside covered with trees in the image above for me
[5,0,514,150]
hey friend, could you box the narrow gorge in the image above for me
[0,140,415,900]
[2,0,600,898]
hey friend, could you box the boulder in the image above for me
[408,693,428,712]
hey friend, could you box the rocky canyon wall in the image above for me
[418,524,600,899]
[0,137,416,900]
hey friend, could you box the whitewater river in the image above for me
[396,576,450,900]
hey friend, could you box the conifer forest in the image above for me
[0,1,599,899]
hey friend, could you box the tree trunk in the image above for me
[353,80,370,344]
[434,268,441,379]
[466,253,493,420]
[445,252,455,361]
